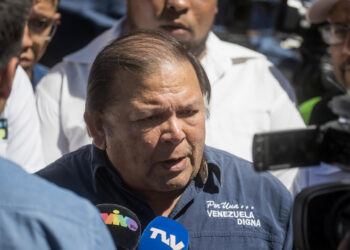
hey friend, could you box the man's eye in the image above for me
[334,28,347,35]
[29,19,50,32]
[178,110,198,117]
[138,115,159,122]
[331,25,348,36]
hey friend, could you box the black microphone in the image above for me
[97,204,142,250]
[137,216,189,250]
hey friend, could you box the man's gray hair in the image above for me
[86,29,211,113]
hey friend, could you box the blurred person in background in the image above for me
[20,0,61,88]
[293,0,350,194]
[0,0,116,248]
[0,0,45,172]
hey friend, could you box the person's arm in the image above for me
[278,181,294,250]
[36,65,69,165]
[262,64,306,191]
[4,67,44,172]
[282,213,294,250]
[267,65,305,130]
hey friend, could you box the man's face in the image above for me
[20,0,59,78]
[126,0,218,58]
[329,0,350,90]
[101,60,206,197]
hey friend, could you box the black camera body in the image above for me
[293,182,350,250]
[252,95,350,250]
[253,95,350,171]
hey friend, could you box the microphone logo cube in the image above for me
[138,216,189,250]
[150,227,185,250]
[100,209,139,231]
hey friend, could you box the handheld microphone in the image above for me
[137,216,189,250]
[97,204,142,250]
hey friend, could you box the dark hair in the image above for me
[86,29,211,113]
[0,0,32,71]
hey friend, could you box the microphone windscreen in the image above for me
[97,204,142,250]
[137,216,189,250]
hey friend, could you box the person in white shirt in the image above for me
[293,0,350,194]
[1,67,44,172]
[36,0,304,189]
[0,0,44,173]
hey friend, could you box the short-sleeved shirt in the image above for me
[0,157,116,250]
[37,145,293,250]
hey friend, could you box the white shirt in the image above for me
[1,67,44,173]
[292,163,350,195]
[36,19,305,189]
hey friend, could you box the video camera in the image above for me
[252,95,350,250]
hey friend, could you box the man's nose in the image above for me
[21,25,33,49]
[166,0,190,12]
[160,117,185,145]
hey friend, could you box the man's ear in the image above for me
[0,57,18,100]
[54,12,61,25]
[84,110,107,150]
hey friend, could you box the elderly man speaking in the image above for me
[36,0,304,190]
[37,30,293,249]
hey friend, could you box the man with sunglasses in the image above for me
[20,0,60,88]
[293,0,350,194]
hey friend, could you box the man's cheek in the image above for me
[332,63,344,86]
[344,70,350,90]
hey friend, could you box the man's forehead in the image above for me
[33,0,57,9]
[117,60,200,93]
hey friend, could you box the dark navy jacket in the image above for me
[37,145,293,250]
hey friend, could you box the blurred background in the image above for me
[41,0,332,105]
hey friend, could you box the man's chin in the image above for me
[342,72,350,91]
[19,60,33,73]
[159,175,192,193]
[162,179,188,191]
[164,33,192,49]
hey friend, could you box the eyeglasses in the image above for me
[320,23,350,46]
[27,16,58,41]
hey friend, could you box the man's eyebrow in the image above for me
[129,100,202,119]
[182,100,202,107]
[129,108,164,120]
[29,12,53,19]
[177,100,203,110]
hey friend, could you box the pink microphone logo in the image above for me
[100,209,139,231]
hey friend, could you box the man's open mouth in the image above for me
[164,157,185,165]
[160,156,187,171]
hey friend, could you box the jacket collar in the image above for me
[90,144,222,191]
[203,32,265,86]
